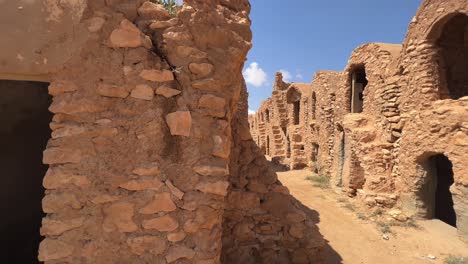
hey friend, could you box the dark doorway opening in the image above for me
[433,155,457,227]
[0,80,53,263]
[293,100,300,125]
[265,109,270,122]
[437,13,468,100]
[311,143,319,174]
[350,67,368,113]
[311,92,317,120]
[419,154,457,227]
[336,131,345,187]
[266,136,270,156]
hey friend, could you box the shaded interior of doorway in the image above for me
[0,80,52,263]
[420,154,457,227]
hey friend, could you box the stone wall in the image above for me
[249,0,468,243]
[0,0,327,263]
[396,0,468,243]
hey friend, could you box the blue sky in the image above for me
[244,0,422,113]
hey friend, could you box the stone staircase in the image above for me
[272,90,288,128]
[290,126,308,169]
[257,122,267,153]
[270,125,287,158]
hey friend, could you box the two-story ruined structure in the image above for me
[250,0,468,243]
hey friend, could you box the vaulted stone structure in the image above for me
[250,0,468,243]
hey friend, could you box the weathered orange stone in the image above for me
[42,193,81,213]
[131,84,154,100]
[166,180,184,200]
[119,178,164,191]
[194,165,229,177]
[43,147,84,164]
[109,19,145,48]
[132,165,160,176]
[41,217,84,236]
[137,2,170,20]
[127,236,167,256]
[102,202,138,233]
[140,69,174,82]
[139,193,177,214]
[142,215,179,232]
[97,83,129,98]
[38,239,73,262]
[165,245,195,263]
[189,63,214,77]
[196,181,230,196]
[167,231,186,242]
[156,85,181,98]
[199,94,226,111]
[166,111,192,137]
[48,81,78,96]
[43,168,90,189]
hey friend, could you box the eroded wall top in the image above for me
[0,0,89,80]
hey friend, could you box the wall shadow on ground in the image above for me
[267,159,343,264]
[292,196,343,264]
[266,160,343,263]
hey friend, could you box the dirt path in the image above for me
[277,170,468,264]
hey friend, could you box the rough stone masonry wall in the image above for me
[285,83,312,169]
[308,71,341,178]
[0,0,327,262]
[38,0,254,262]
[395,0,468,242]
[222,86,325,264]
[247,0,468,243]
[337,43,402,197]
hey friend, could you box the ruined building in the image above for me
[250,0,468,243]
[0,0,326,263]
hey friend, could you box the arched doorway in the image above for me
[435,13,468,100]
[418,154,457,227]
[286,87,302,125]
[350,66,367,113]
[0,80,53,263]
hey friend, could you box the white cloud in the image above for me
[295,73,303,80]
[243,62,268,87]
[248,109,256,115]
[279,69,292,83]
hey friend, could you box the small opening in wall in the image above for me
[265,109,270,122]
[311,143,319,163]
[311,92,317,120]
[436,13,468,100]
[336,130,345,187]
[286,87,302,126]
[266,136,270,156]
[0,80,53,263]
[419,154,457,227]
[293,100,300,125]
[350,66,368,113]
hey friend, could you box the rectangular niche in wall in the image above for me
[0,80,53,264]
[350,67,368,113]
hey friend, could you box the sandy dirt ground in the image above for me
[277,169,468,264]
